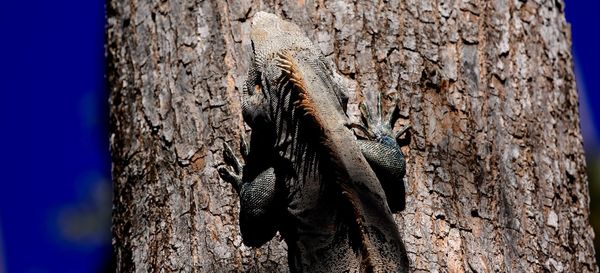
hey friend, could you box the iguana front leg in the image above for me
[218,139,280,247]
[218,58,281,246]
[351,94,410,212]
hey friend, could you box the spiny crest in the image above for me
[275,52,324,132]
[276,52,362,205]
[270,51,331,187]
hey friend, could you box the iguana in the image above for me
[218,11,410,273]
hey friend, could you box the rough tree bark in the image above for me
[107,0,596,272]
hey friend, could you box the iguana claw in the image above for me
[218,141,244,192]
[357,92,410,145]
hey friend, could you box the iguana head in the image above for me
[250,12,319,67]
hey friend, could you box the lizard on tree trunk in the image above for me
[218,12,410,273]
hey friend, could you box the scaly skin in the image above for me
[218,12,409,273]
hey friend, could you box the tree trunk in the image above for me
[107,0,597,272]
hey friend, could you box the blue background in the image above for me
[0,1,597,272]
